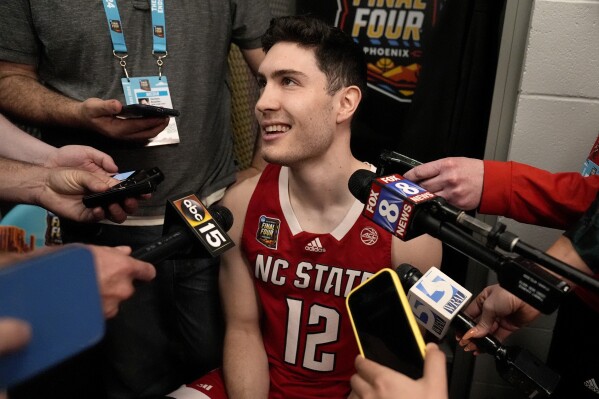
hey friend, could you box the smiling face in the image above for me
[255,42,343,167]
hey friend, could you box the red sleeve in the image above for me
[479,160,599,229]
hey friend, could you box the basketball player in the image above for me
[168,15,442,399]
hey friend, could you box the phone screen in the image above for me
[112,170,135,181]
[347,268,425,379]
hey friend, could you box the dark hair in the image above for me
[261,15,367,95]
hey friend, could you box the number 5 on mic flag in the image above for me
[408,267,473,339]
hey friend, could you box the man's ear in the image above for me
[336,86,362,124]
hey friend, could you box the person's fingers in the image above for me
[349,372,369,398]
[403,162,442,182]
[423,343,448,392]
[130,260,156,281]
[104,99,122,115]
[77,171,112,194]
[0,319,32,355]
[88,149,118,174]
[354,355,389,384]
[104,203,128,224]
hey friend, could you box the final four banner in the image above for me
[299,0,445,104]
[335,0,443,103]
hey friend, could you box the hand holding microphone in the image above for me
[348,169,573,314]
[396,263,560,398]
[349,168,599,295]
[459,283,542,345]
[132,193,234,264]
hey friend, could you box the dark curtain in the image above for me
[398,0,507,162]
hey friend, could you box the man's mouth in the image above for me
[264,124,291,134]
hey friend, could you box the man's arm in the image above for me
[460,234,593,353]
[0,157,137,223]
[237,47,268,180]
[391,233,442,274]
[0,113,118,174]
[240,48,265,76]
[404,157,599,229]
[0,61,169,141]
[480,160,599,229]
[220,175,270,399]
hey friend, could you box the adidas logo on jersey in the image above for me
[305,238,326,253]
[584,378,599,394]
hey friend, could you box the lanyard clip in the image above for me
[153,51,168,79]
[113,50,130,81]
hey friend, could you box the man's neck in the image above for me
[286,156,368,234]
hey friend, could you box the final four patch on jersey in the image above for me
[256,215,281,249]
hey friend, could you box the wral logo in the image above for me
[305,237,326,253]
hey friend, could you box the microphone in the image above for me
[396,263,560,398]
[349,169,599,294]
[348,169,570,314]
[132,193,234,263]
[396,265,473,340]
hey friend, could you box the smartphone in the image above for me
[82,167,165,208]
[0,246,104,388]
[346,268,426,379]
[116,104,180,119]
[377,150,423,176]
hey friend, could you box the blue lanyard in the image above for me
[102,0,167,79]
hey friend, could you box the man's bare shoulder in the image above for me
[222,172,262,214]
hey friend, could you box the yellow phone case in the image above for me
[346,267,426,369]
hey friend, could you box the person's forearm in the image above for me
[0,158,49,205]
[223,328,270,399]
[0,69,82,128]
[480,160,599,229]
[0,113,57,164]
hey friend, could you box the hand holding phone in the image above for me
[0,246,104,388]
[82,167,164,208]
[116,104,180,119]
[347,268,426,379]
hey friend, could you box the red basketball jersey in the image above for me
[242,164,393,399]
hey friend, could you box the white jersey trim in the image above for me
[167,385,211,399]
[278,164,376,241]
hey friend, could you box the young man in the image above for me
[168,16,441,399]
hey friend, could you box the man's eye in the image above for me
[256,78,266,88]
[282,77,295,86]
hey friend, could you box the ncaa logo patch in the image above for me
[256,215,280,249]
